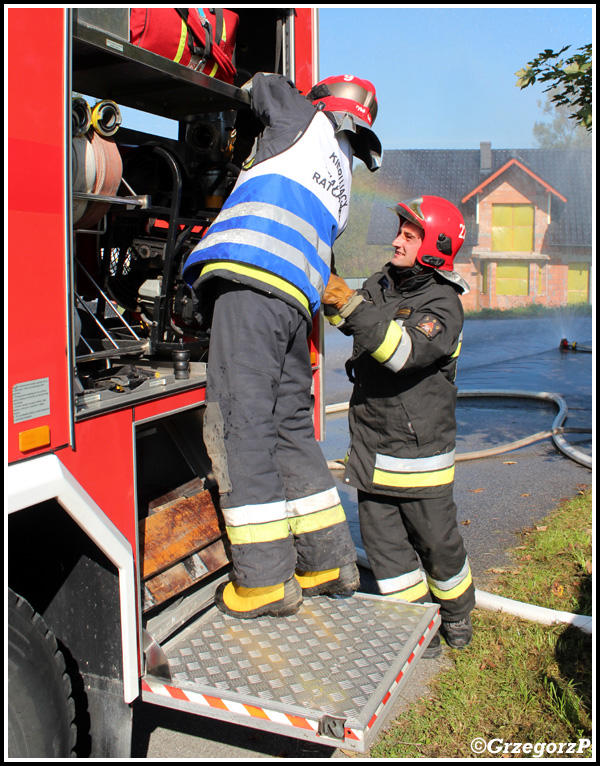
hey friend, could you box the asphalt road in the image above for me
[131,314,592,759]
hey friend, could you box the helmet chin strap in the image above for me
[392,261,434,287]
[410,262,428,276]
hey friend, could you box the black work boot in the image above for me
[441,615,473,649]
[422,630,442,659]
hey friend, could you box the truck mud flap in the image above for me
[141,593,440,753]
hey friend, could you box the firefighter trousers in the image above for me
[357,489,475,621]
[203,281,356,587]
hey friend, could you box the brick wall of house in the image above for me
[456,165,591,312]
[454,261,478,312]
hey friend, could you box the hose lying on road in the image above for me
[325,389,592,470]
[458,390,592,469]
[354,547,593,635]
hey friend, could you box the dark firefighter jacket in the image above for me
[338,263,466,499]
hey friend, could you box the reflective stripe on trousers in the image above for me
[377,568,430,602]
[222,488,347,545]
[357,488,475,621]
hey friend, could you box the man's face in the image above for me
[391,220,423,269]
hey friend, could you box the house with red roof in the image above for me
[363,143,592,311]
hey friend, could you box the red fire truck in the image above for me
[7,7,439,758]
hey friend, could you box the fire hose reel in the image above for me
[72,98,123,230]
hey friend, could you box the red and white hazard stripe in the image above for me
[365,618,438,732]
[142,678,320,732]
[142,677,365,743]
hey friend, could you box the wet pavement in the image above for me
[132,313,593,759]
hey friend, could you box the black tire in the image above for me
[8,589,77,758]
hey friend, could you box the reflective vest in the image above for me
[183,111,353,318]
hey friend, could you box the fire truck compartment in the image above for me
[142,595,440,753]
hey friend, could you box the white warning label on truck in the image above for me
[13,378,50,423]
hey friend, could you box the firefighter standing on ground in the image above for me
[183,72,382,619]
[322,196,475,652]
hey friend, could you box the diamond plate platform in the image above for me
[142,593,439,752]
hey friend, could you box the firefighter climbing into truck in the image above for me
[8,7,439,758]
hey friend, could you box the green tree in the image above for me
[516,44,592,131]
[533,93,592,148]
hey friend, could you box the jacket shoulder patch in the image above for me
[415,315,443,339]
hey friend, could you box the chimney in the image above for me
[480,141,492,175]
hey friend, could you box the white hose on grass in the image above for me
[355,547,592,635]
[474,589,592,635]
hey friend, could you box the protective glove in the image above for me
[241,72,279,94]
[322,274,355,308]
[322,274,364,320]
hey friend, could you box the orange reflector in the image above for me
[19,425,51,452]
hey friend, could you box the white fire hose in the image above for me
[354,547,592,635]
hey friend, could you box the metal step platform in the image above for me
[142,593,440,753]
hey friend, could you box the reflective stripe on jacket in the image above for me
[342,265,465,498]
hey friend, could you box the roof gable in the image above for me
[461,158,567,203]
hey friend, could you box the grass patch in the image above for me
[370,487,593,759]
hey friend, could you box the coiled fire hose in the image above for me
[72,96,92,136]
[72,99,123,229]
[326,390,592,470]
[90,99,122,137]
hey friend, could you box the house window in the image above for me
[567,262,590,304]
[496,261,529,296]
[492,204,534,251]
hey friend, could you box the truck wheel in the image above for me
[8,589,77,758]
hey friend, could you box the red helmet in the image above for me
[390,196,466,271]
[307,75,381,171]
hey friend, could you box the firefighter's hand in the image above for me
[322,274,355,309]
[322,274,364,320]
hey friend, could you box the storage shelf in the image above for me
[72,18,250,120]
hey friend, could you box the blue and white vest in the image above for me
[183,111,353,318]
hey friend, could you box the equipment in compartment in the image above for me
[71,91,241,407]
